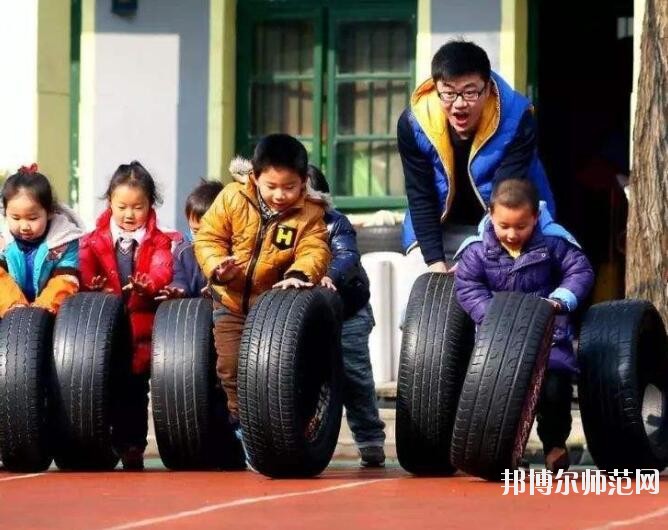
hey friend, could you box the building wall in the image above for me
[428,0,502,76]
[0,1,39,178]
[79,0,210,232]
[0,0,70,199]
[207,0,237,183]
[419,0,526,93]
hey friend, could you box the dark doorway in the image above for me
[528,0,634,301]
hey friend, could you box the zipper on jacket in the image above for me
[240,206,298,314]
[242,219,269,314]
[440,78,502,222]
[465,80,502,213]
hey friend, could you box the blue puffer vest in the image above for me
[401,71,555,252]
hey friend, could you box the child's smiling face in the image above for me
[490,203,538,252]
[110,184,150,232]
[5,189,49,241]
[254,166,304,212]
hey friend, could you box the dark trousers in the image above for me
[112,372,150,452]
[536,370,573,453]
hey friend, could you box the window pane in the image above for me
[337,21,412,74]
[253,20,314,75]
[337,80,410,136]
[251,81,313,137]
[335,141,403,197]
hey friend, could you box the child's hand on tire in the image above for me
[155,286,186,301]
[320,276,337,291]
[273,277,313,290]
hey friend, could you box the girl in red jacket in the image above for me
[80,161,173,470]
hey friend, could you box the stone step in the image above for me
[146,394,591,466]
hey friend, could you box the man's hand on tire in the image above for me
[428,261,451,274]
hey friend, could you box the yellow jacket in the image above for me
[194,179,331,314]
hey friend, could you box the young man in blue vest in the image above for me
[398,40,556,271]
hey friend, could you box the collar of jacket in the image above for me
[410,74,501,189]
[1,203,86,250]
[238,177,327,214]
[482,220,549,268]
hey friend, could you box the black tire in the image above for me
[151,298,243,470]
[356,224,403,255]
[51,293,129,470]
[451,292,554,480]
[396,273,475,475]
[578,299,668,471]
[0,307,54,472]
[238,287,343,477]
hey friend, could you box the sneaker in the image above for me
[234,426,257,473]
[120,446,144,471]
[359,446,385,468]
[545,447,569,473]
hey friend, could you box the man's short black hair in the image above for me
[185,179,223,219]
[431,40,491,84]
[252,133,308,180]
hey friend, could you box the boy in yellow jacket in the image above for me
[194,134,331,431]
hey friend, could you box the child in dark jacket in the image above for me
[80,161,173,470]
[157,179,223,300]
[307,165,386,467]
[454,177,595,472]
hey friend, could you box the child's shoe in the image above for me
[120,446,145,471]
[234,426,257,473]
[545,446,569,473]
[359,446,385,468]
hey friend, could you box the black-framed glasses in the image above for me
[437,84,486,103]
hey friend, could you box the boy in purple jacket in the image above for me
[157,179,223,300]
[454,178,594,472]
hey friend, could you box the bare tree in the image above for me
[626,0,668,323]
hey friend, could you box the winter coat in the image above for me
[193,179,330,315]
[324,208,370,319]
[170,239,206,298]
[79,208,173,374]
[454,206,594,373]
[0,204,85,317]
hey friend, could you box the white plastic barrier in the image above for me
[361,251,428,383]
[360,255,394,383]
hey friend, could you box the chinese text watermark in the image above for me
[501,469,660,495]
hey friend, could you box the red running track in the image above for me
[1,462,668,530]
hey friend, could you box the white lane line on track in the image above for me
[582,505,668,530]
[101,478,396,530]
[0,473,45,482]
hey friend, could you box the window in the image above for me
[236,1,416,210]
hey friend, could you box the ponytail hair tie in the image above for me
[18,163,39,175]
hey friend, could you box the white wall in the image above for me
[79,0,210,232]
[424,0,502,81]
[0,0,39,175]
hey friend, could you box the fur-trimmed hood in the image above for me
[228,155,334,208]
[2,203,86,249]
